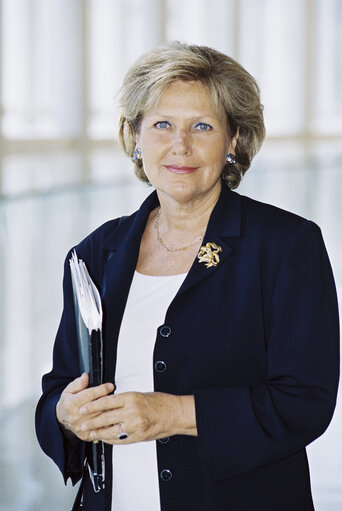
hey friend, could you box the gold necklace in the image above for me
[153,208,203,252]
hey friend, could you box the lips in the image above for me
[165,165,199,174]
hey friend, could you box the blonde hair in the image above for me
[117,42,265,189]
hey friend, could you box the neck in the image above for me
[156,182,222,234]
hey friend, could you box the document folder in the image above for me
[69,250,105,492]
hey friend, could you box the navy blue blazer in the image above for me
[36,184,339,511]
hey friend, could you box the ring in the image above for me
[117,423,129,440]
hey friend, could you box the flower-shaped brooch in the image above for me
[197,242,222,268]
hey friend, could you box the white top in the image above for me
[112,270,187,511]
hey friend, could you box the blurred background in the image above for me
[0,0,341,509]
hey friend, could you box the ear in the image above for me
[228,126,239,153]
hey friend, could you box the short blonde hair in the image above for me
[117,42,265,189]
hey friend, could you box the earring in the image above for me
[226,152,236,165]
[133,147,142,161]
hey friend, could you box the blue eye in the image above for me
[154,121,171,129]
[194,122,212,131]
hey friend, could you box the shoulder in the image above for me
[75,212,136,253]
[224,190,325,271]
[74,218,120,258]
[237,191,321,241]
[63,214,136,285]
[240,192,306,227]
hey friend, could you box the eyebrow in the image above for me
[147,112,219,121]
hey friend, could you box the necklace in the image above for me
[153,208,204,252]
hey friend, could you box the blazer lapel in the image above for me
[175,184,241,299]
[100,191,159,377]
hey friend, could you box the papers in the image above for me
[69,249,103,385]
[69,250,102,334]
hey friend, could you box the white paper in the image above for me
[69,250,103,334]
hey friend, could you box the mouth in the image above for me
[164,165,199,175]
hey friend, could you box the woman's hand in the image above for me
[56,373,114,442]
[77,391,198,444]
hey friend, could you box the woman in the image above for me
[35,42,339,511]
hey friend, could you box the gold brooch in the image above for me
[197,242,223,268]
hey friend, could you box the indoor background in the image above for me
[0,0,341,509]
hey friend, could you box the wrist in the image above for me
[56,401,78,442]
[174,395,198,436]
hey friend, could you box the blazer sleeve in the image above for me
[35,250,86,485]
[35,218,120,484]
[194,220,340,482]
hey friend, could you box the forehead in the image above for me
[145,80,223,119]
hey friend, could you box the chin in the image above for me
[164,186,209,205]
[152,172,221,204]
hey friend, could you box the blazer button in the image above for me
[158,437,170,444]
[160,325,172,337]
[160,469,173,481]
[155,361,167,373]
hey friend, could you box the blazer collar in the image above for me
[205,181,241,238]
[102,190,159,251]
[102,181,241,252]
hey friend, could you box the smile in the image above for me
[164,165,199,174]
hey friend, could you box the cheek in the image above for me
[140,131,162,146]
[142,135,170,161]
[200,140,227,165]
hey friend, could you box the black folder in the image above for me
[69,250,105,492]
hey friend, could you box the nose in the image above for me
[172,129,192,156]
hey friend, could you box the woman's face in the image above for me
[136,80,237,205]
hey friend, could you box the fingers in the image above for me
[81,410,118,432]
[80,393,123,415]
[75,382,115,408]
[63,374,114,402]
[56,375,114,440]
[62,373,114,408]
[64,372,89,394]
[91,423,124,443]
[81,392,152,444]
[60,390,173,445]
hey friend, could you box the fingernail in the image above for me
[79,406,86,414]
[81,423,88,431]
